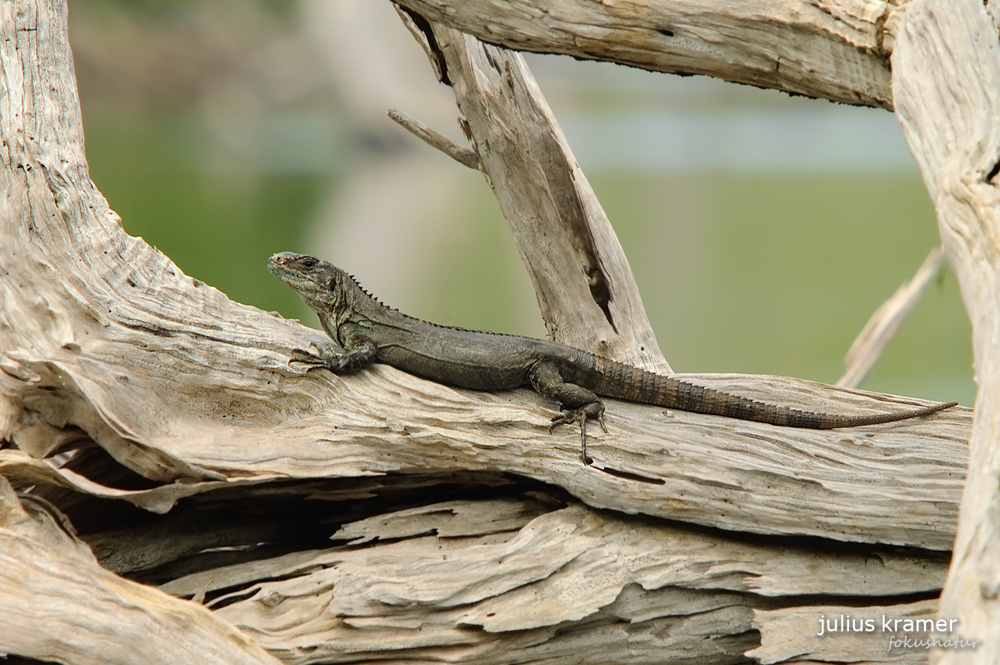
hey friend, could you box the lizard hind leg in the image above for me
[529,361,607,465]
[549,402,607,465]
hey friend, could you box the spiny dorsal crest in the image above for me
[345,269,527,339]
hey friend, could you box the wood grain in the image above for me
[391,0,899,108]
[0,0,976,662]
[893,0,1000,662]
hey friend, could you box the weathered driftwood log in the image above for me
[893,1,1000,662]
[390,0,899,108]
[0,0,977,664]
[0,477,281,665]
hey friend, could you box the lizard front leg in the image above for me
[329,334,379,373]
[529,361,607,465]
[292,334,378,374]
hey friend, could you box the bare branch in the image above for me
[838,246,945,389]
[391,0,896,108]
[423,23,671,371]
[387,108,480,169]
[893,0,1000,660]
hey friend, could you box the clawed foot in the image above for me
[288,342,341,372]
[549,403,607,465]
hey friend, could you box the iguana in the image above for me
[268,252,957,464]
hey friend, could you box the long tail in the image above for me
[585,355,957,429]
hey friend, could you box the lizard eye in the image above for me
[301,257,318,269]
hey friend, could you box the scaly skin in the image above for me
[268,252,957,464]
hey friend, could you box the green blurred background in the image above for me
[70,0,973,405]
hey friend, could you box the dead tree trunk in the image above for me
[0,1,986,663]
[893,2,1000,663]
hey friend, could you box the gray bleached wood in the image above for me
[749,600,941,664]
[157,500,947,665]
[0,359,970,548]
[0,0,972,662]
[396,12,671,372]
[838,247,944,389]
[391,0,898,108]
[0,478,281,665]
[893,0,1000,662]
[387,107,480,169]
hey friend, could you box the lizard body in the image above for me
[268,252,957,463]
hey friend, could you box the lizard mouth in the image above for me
[268,252,336,313]
[267,252,311,282]
[267,259,297,287]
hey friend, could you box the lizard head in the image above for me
[268,252,355,322]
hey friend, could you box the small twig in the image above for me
[837,246,945,388]
[387,108,480,170]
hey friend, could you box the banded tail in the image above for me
[584,354,957,429]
